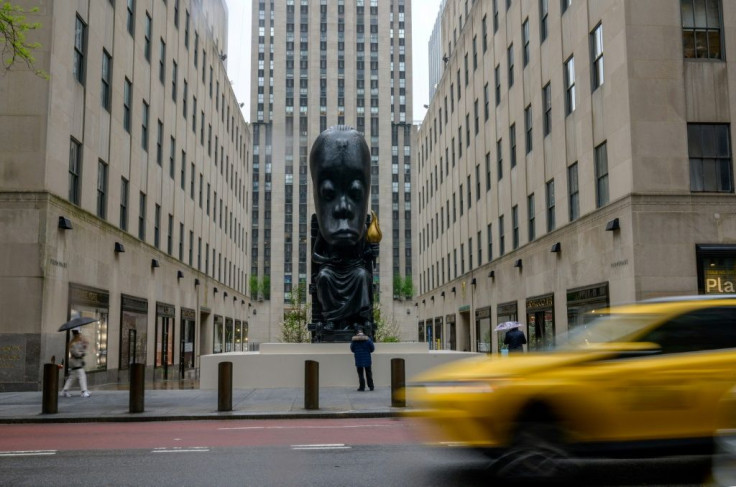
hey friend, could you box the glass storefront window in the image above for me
[567,283,609,331]
[69,284,109,373]
[496,301,518,353]
[434,317,444,350]
[697,245,736,294]
[120,295,148,369]
[225,318,234,352]
[475,307,491,353]
[417,320,425,342]
[213,315,224,353]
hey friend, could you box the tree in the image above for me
[249,275,259,299]
[402,275,414,300]
[0,2,45,77]
[279,283,311,343]
[372,294,401,342]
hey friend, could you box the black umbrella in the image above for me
[58,316,98,332]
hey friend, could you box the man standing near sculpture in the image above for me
[308,126,381,342]
[350,329,375,391]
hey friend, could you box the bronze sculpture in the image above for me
[308,126,381,343]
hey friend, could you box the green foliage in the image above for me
[402,275,414,299]
[249,275,259,298]
[0,2,46,77]
[392,275,414,300]
[373,294,401,342]
[279,283,311,343]
[261,275,270,300]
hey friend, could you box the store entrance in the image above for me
[179,308,196,379]
[526,294,555,351]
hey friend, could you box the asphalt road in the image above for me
[0,418,716,487]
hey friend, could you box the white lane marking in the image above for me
[219,424,394,431]
[0,450,57,457]
[152,447,210,453]
[291,443,351,451]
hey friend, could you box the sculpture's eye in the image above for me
[320,181,336,201]
[349,180,364,201]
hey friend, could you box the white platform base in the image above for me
[199,343,479,389]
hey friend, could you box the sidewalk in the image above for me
[0,385,409,424]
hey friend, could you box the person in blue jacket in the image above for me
[350,329,375,391]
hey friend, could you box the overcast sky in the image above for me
[225,0,442,124]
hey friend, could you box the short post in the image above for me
[129,363,145,413]
[304,360,319,410]
[391,358,406,408]
[218,361,233,412]
[42,363,59,414]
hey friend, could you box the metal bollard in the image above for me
[129,363,145,413]
[304,360,319,410]
[391,358,406,408]
[218,361,233,412]
[42,363,59,414]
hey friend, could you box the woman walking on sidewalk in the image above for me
[61,329,90,398]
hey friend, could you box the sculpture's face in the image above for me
[311,130,370,249]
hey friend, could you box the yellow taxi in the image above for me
[408,296,736,479]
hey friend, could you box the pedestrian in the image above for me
[350,329,375,391]
[61,328,90,397]
[504,325,527,353]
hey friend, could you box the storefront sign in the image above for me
[526,294,554,312]
[497,301,517,315]
[156,302,175,318]
[704,269,736,293]
[446,313,457,323]
[70,284,109,307]
[122,295,148,313]
[475,307,491,319]
[567,283,609,306]
[181,308,196,320]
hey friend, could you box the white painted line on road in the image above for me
[291,444,351,451]
[0,450,57,457]
[220,424,393,431]
[152,447,210,453]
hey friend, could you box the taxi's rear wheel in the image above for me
[492,420,578,483]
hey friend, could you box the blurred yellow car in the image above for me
[408,295,736,480]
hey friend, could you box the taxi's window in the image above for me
[636,307,736,354]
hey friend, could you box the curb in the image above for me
[0,409,409,424]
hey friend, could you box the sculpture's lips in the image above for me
[331,230,358,239]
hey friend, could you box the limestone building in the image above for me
[0,0,251,391]
[248,0,417,341]
[417,0,736,353]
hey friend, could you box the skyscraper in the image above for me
[418,0,736,354]
[248,0,417,341]
[0,0,250,390]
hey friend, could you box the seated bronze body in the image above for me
[308,126,381,343]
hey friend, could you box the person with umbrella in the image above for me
[501,322,527,353]
[61,328,90,397]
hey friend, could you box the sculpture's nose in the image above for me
[334,195,353,219]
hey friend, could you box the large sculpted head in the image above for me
[309,126,371,249]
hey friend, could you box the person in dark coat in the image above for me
[504,326,527,353]
[350,330,375,391]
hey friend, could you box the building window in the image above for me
[141,101,149,151]
[497,138,503,180]
[512,205,519,249]
[73,15,86,85]
[159,39,166,83]
[543,82,552,136]
[688,124,733,192]
[138,192,146,240]
[681,0,723,59]
[482,15,488,52]
[493,0,499,32]
[120,177,129,231]
[171,61,178,101]
[591,23,604,90]
[564,56,576,115]
[156,120,163,165]
[68,138,82,205]
[487,223,493,262]
[524,105,532,153]
[507,44,514,87]
[144,12,151,61]
[167,214,173,255]
[522,18,530,66]
[561,0,571,14]
[495,65,501,106]
[595,142,610,207]
[540,0,549,42]
[127,0,135,36]
[96,160,108,219]
[486,152,492,190]
[528,193,536,241]
[154,204,161,248]
[484,82,490,121]
[101,50,111,110]
[510,124,517,167]
[568,162,579,221]
[546,179,555,232]
[123,78,132,132]
[499,215,505,256]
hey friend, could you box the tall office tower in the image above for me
[0,0,251,391]
[249,0,417,341]
[428,0,448,101]
[417,0,736,354]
